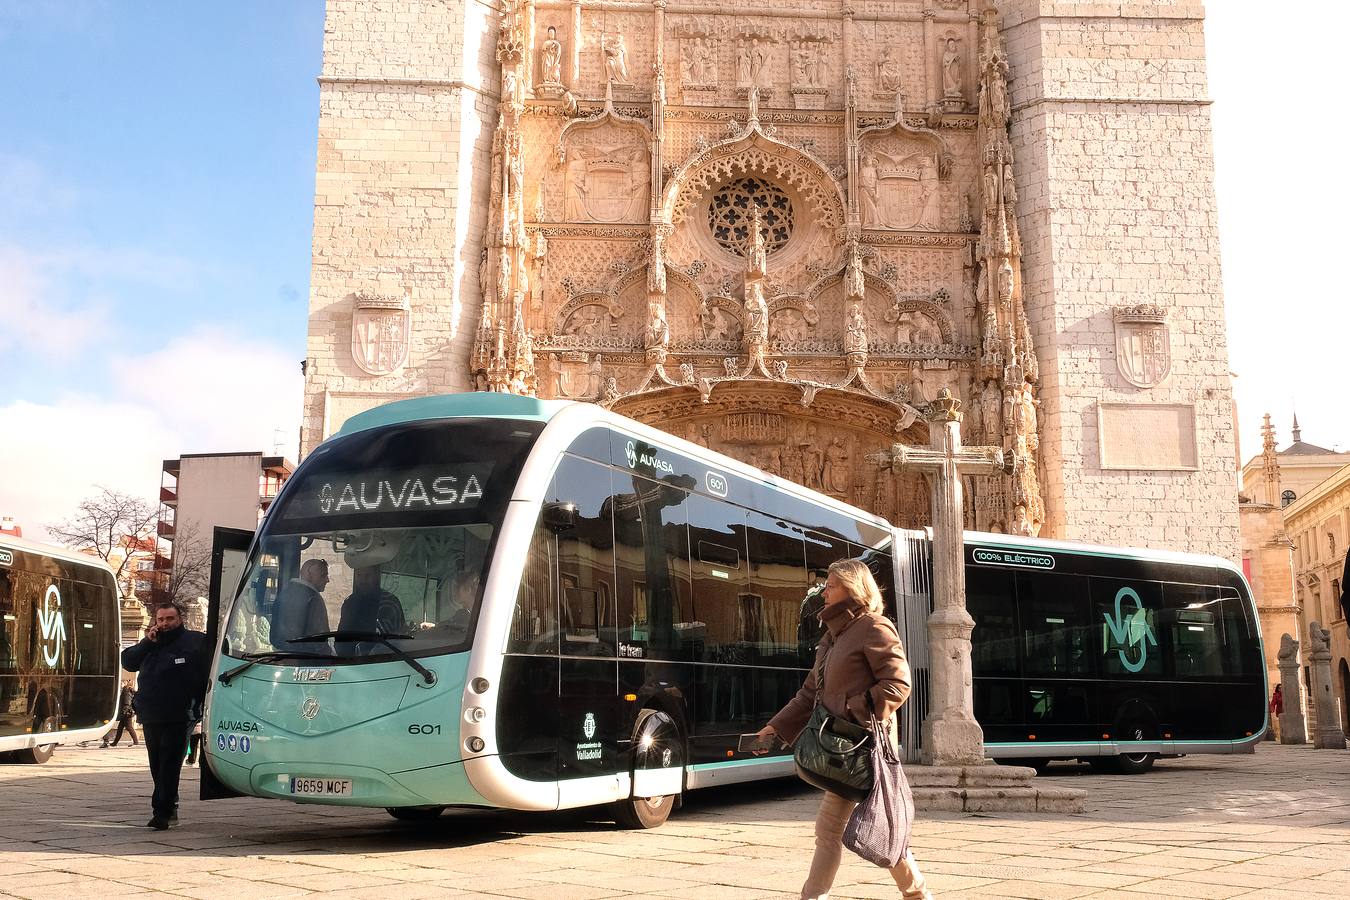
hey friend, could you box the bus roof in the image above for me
[957,528,1247,582]
[0,533,119,579]
[335,392,574,439]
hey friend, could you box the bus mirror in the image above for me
[542,501,579,534]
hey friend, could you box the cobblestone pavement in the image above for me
[1,743,1347,899]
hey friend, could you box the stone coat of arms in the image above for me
[1113,303,1171,389]
[351,291,411,376]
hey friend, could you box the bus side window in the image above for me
[509,517,557,655]
[612,473,692,661]
[802,529,851,659]
[1162,583,1223,678]
[1017,573,1093,677]
[745,510,808,667]
[1218,590,1262,680]
[687,493,748,665]
[552,457,616,657]
[0,569,17,674]
[967,567,1019,677]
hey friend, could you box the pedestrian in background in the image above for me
[185,719,203,767]
[1269,684,1284,742]
[753,558,932,900]
[120,602,209,830]
[100,680,139,748]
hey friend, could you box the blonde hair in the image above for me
[828,558,885,614]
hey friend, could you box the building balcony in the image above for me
[160,486,177,505]
[157,520,175,540]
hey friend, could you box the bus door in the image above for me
[201,526,252,801]
[894,531,931,764]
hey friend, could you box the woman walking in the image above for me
[754,558,932,900]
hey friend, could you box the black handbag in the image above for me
[793,645,874,802]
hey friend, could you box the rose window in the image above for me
[707,177,794,257]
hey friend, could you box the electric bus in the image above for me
[202,393,1264,826]
[0,535,122,763]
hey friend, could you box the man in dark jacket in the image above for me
[120,602,210,830]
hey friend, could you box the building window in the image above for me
[707,177,794,257]
[1281,490,1296,508]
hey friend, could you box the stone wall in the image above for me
[1001,0,1239,559]
[302,0,500,453]
[1240,502,1298,688]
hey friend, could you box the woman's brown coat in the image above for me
[768,595,912,743]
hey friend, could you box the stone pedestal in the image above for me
[921,606,984,766]
[1277,633,1307,745]
[1308,621,1347,750]
[909,763,1086,814]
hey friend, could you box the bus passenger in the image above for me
[752,559,931,900]
[338,567,407,636]
[271,558,330,645]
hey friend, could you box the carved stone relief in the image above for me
[473,2,1042,535]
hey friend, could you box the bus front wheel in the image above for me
[611,792,674,830]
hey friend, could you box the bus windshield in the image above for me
[222,418,544,662]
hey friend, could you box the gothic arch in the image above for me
[660,126,847,232]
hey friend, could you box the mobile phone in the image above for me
[737,733,780,753]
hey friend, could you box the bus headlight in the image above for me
[465,706,487,724]
[465,736,485,753]
[470,677,490,694]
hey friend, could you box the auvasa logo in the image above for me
[38,585,66,667]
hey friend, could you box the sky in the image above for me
[0,2,1346,543]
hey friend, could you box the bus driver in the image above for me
[337,566,407,636]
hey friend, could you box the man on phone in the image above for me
[120,602,209,830]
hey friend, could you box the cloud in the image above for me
[0,327,302,542]
[0,245,110,352]
[0,153,79,217]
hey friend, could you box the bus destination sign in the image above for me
[285,464,494,519]
[972,547,1056,571]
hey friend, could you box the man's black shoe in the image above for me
[168,811,178,825]
[147,817,170,830]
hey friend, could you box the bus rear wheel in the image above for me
[14,714,59,765]
[385,806,446,821]
[610,792,674,830]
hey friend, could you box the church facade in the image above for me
[302,0,1238,558]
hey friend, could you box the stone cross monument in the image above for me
[870,388,1004,766]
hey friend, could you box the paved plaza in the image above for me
[0,743,1347,899]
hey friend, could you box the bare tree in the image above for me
[48,487,158,586]
[159,521,212,605]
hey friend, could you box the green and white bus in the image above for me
[0,536,121,763]
[202,393,1265,826]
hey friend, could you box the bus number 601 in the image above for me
[408,724,442,735]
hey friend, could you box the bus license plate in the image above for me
[290,777,352,797]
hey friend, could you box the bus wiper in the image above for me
[218,651,332,686]
[294,631,437,685]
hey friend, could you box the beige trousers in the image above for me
[800,790,932,900]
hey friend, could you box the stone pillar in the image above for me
[1277,633,1307,745]
[870,389,1004,766]
[1309,622,1345,749]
